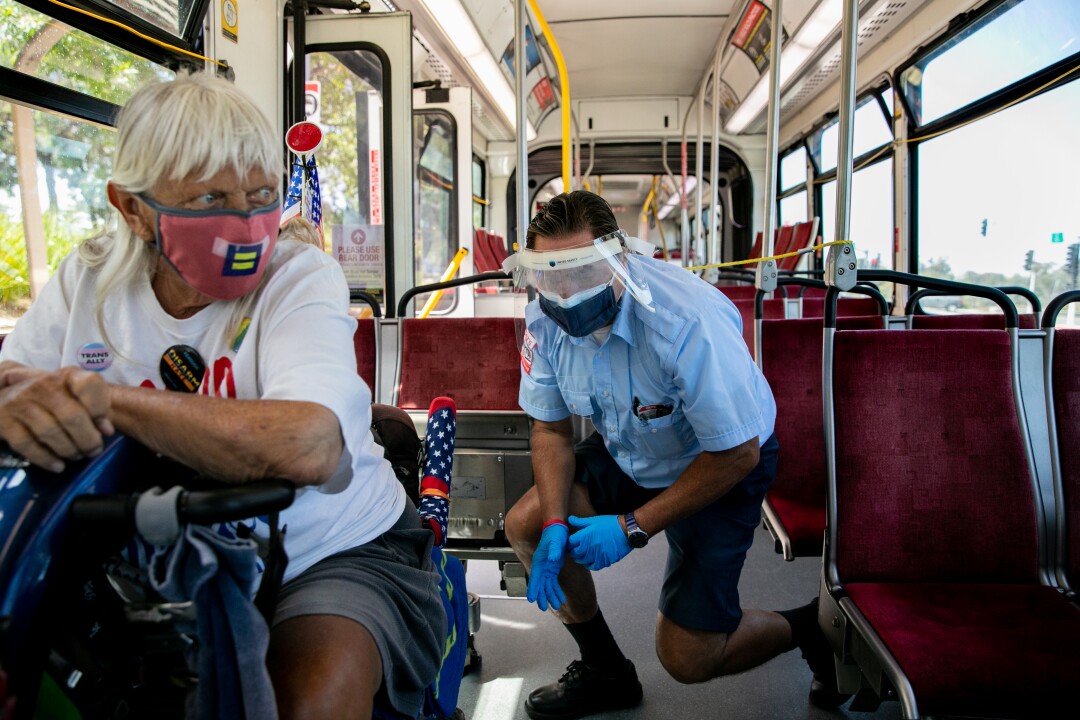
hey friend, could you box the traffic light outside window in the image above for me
[980,219,988,236]
[1066,243,1079,284]
[1024,250,1034,271]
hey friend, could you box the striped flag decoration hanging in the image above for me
[280,155,322,230]
[281,156,304,225]
[305,155,322,229]
[419,396,457,547]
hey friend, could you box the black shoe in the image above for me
[524,659,643,720]
[791,598,852,710]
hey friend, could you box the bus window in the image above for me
[414,111,457,314]
[779,146,807,191]
[812,95,893,175]
[900,0,1080,126]
[779,191,808,226]
[917,80,1080,318]
[2,0,172,329]
[820,158,894,271]
[472,154,486,229]
[306,50,387,307]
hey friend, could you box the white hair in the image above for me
[79,72,282,352]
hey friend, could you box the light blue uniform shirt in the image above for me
[518,255,776,489]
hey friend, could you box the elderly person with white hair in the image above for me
[0,73,444,720]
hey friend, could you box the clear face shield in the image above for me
[503,231,656,356]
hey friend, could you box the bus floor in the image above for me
[456,524,904,720]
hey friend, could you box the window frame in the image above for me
[894,0,1080,271]
[3,0,205,129]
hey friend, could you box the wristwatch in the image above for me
[624,512,649,549]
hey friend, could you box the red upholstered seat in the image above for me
[729,297,784,359]
[749,231,763,260]
[484,232,509,266]
[777,219,818,272]
[845,583,1080,719]
[1052,328,1080,588]
[828,328,1080,716]
[761,315,882,558]
[353,318,376,394]
[397,318,520,410]
[472,229,500,273]
[801,296,883,318]
[714,285,759,301]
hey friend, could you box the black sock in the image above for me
[776,598,819,652]
[564,609,627,673]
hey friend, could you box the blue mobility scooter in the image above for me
[0,402,470,720]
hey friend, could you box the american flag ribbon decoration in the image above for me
[419,396,457,547]
[280,156,322,230]
[281,156,304,226]
[305,155,322,229]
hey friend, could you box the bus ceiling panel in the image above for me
[720,0,935,136]
[536,13,732,99]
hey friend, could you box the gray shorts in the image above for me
[272,501,446,717]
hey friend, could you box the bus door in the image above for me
[293,12,414,317]
[413,86,476,318]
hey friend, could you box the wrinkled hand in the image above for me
[0,364,114,473]
[568,515,632,571]
[527,522,569,612]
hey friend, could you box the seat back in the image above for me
[395,317,530,545]
[730,297,785,359]
[484,231,509,267]
[396,318,520,410]
[471,228,500,273]
[760,315,883,557]
[749,231,763,259]
[911,313,1039,330]
[353,318,376,393]
[802,296,883,319]
[777,218,819,272]
[715,285,760,301]
[1052,327,1080,588]
[829,329,1039,584]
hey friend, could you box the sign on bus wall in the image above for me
[332,224,384,299]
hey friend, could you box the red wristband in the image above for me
[542,518,568,530]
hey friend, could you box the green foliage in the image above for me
[1,0,170,219]
[0,209,95,303]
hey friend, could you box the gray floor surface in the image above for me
[453,525,904,720]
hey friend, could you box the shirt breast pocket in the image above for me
[560,388,596,417]
[631,412,693,457]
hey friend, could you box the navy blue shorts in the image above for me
[574,432,779,634]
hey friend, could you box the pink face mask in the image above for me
[138,194,281,301]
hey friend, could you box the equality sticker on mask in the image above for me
[160,344,206,393]
[220,240,265,276]
[77,342,113,372]
[520,328,536,375]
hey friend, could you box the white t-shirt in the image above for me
[0,239,405,582]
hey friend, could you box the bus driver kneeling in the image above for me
[503,190,850,720]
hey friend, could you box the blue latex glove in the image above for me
[568,515,632,571]
[527,522,569,612]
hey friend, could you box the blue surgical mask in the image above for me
[538,282,619,337]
